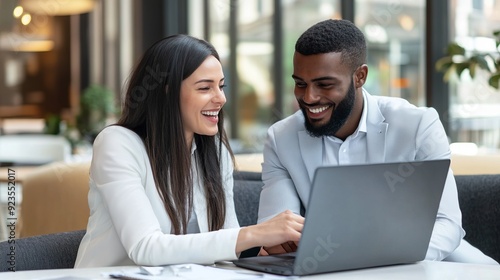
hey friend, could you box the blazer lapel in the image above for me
[365,93,388,163]
[298,130,324,181]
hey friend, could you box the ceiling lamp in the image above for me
[19,0,97,16]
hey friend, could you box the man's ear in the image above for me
[354,64,368,88]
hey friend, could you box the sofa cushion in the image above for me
[455,174,500,263]
[233,171,263,227]
[0,230,86,271]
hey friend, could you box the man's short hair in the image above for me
[295,19,367,71]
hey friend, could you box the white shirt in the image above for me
[323,93,369,166]
[75,126,240,267]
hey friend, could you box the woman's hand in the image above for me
[236,210,304,254]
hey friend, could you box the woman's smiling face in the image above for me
[180,55,226,146]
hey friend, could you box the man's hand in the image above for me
[259,241,299,256]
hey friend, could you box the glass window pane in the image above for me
[207,0,342,153]
[448,0,500,153]
[354,0,426,106]
[282,0,342,117]
[207,0,274,152]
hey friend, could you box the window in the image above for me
[448,0,500,152]
[355,0,426,106]
[195,0,500,153]
[203,0,341,153]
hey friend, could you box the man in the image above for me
[257,19,497,264]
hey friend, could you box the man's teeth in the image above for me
[309,106,329,114]
[202,111,219,116]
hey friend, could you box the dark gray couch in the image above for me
[455,174,500,263]
[0,229,85,272]
[1,172,498,271]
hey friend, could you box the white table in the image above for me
[1,261,499,280]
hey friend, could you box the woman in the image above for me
[74,34,303,267]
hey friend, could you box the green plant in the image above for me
[435,30,500,89]
[44,113,61,135]
[77,84,116,142]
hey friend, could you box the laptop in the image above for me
[233,159,450,276]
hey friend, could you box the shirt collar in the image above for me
[357,90,368,134]
[190,140,197,155]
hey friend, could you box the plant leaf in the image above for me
[455,62,470,78]
[447,43,465,56]
[494,30,500,49]
[435,56,453,72]
[470,55,490,71]
[488,73,500,89]
[469,62,476,78]
[493,30,500,44]
[443,65,455,82]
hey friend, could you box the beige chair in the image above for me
[451,154,500,175]
[18,161,91,237]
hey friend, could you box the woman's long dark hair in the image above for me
[117,34,234,234]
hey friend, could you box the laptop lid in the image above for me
[233,159,450,276]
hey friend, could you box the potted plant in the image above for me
[435,30,500,89]
[76,84,116,143]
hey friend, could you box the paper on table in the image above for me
[40,277,93,280]
[105,264,293,280]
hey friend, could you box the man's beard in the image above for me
[300,78,356,138]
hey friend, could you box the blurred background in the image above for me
[0,0,499,155]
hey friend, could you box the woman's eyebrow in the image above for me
[194,77,225,84]
[194,79,215,84]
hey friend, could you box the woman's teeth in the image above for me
[202,111,218,116]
